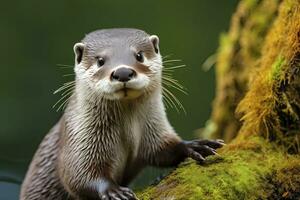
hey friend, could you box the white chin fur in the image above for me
[108,89,144,100]
[95,74,149,100]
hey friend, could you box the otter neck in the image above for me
[65,84,161,133]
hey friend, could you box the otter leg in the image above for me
[142,133,225,167]
[121,161,145,186]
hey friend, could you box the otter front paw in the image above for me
[183,139,225,163]
[100,186,137,200]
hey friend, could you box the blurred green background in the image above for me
[0,0,238,199]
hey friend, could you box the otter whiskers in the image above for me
[161,58,187,113]
[52,64,77,112]
[53,80,75,112]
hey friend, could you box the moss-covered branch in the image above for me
[138,0,300,199]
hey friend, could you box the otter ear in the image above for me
[73,43,85,65]
[149,35,159,54]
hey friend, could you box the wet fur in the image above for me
[20,28,223,200]
[20,87,183,199]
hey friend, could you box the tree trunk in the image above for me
[138,0,300,199]
[201,0,279,142]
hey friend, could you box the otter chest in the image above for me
[112,116,142,179]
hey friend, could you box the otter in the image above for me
[20,28,224,200]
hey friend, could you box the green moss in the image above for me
[237,0,300,152]
[137,137,300,200]
[138,0,300,199]
[243,0,258,9]
[203,0,280,141]
[218,33,233,75]
[269,55,286,81]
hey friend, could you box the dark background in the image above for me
[0,0,238,199]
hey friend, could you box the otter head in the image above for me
[73,28,162,100]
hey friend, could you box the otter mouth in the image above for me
[118,87,129,97]
[116,86,134,97]
[99,76,149,100]
[114,84,143,99]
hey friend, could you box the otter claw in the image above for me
[108,190,121,200]
[189,150,205,163]
[196,139,225,149]
[184,139,224,163]
[101,186,137,200]
[120,186,137,199]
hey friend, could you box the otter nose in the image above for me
[111,67,136,82]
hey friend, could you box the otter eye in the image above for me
[97,57,105,67]
[135,52,144,63]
